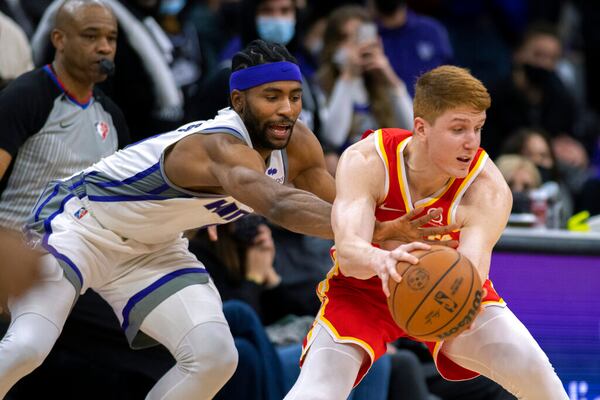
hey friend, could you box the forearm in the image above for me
[389,84,414,130]
[262,189,333,239]
[320,78,359,147]
[336,237,385,279]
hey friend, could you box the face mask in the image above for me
[522,63,554,89]
[333,47,348,67]
[307,39,323,59]
[256,16,295,45]
[536,165,554,182]
[160,0,186,15]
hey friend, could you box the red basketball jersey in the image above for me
[301,128,504,385]
[367,128,488,241]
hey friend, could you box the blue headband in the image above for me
[229,61,302,93]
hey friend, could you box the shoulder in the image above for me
[408,10,446,30]
[462,158,512,213]
[0,68,56,106]
[287,120,323,158]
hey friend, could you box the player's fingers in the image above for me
[388,264,403,283]
[403,207,423,221]
[423,239,459,248]
[207,225,218,241]
[409,207,440,227]
[419,223,460,237]
[401,241,430,253]
[381,273,390,297]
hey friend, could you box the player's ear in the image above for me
[413,117,427,140]
[230,90,244,113]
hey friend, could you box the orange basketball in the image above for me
[387,245,483,342]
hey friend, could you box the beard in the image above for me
[242,103,295,150]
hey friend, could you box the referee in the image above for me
[0,0,129,232]
[0,1,140,398]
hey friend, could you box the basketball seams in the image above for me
[404,249,461,330]
[414,254,476,337]
[389,248,445,321]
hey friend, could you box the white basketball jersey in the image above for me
[37,108,288,244]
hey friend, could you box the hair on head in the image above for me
[232,39,298,72]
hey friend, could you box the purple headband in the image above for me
[229,61,302,93]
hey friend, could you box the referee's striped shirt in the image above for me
[0,65,129,231]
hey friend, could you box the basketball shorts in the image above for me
[301,262,505,386]
[25,193,221,349]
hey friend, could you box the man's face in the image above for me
[237,80,303,150]
[418,107,486,178]
[516,34,561,71]
[55,4,118,84]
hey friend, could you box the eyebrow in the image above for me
[450,117,486,124]
[262,87,303,94]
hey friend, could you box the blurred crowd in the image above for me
[0,0,598,399]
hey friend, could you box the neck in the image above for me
[52,60,93,103]
[404,139,450,200]
[378,6,408,29]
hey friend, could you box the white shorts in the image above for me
[27,194,222,349]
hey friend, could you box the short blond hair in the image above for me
[495,154,541,188]
[414,65,491,124]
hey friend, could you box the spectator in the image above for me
[484,22,582,159]
[315,5,413,170]
[197,0,323,144]
[370,0,453,98]
[0,10,33,91]
[501,127,589,226]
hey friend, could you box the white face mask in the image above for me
[255,16,296,45]
[333,47,349,67]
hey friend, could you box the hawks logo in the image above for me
[427,208,444,225]
[95,121,109,140]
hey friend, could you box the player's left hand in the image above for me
[373,207,459,247]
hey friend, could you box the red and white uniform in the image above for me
[301,128,505,385]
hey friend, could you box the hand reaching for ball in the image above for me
[374,242,431,297]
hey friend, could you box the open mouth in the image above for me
[457,156,472,164]
[268,124,291,139]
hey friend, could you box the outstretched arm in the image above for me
[332,139,429,296]
[165,133,334,239]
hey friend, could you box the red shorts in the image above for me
[300,260,504,386]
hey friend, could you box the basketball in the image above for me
[387,245,483,342]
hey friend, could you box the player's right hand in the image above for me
[373,207,459,247]
[375,242,430,297]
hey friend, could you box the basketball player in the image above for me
[284,66,569,400]
[0,40,452,399]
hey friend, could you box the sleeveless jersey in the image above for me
[28,108,288,244]
[301,128,503,385]
[370,128,488,241]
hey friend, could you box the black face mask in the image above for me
[522,63,555,89]
[374,0,406,15]
[512,191,531,213]
[536,165,554,182]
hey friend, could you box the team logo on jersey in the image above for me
[427,208,444,225]
[74,207,88,219]
[95,121,109,140]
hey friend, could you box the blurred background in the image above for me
[1,0,599,399]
